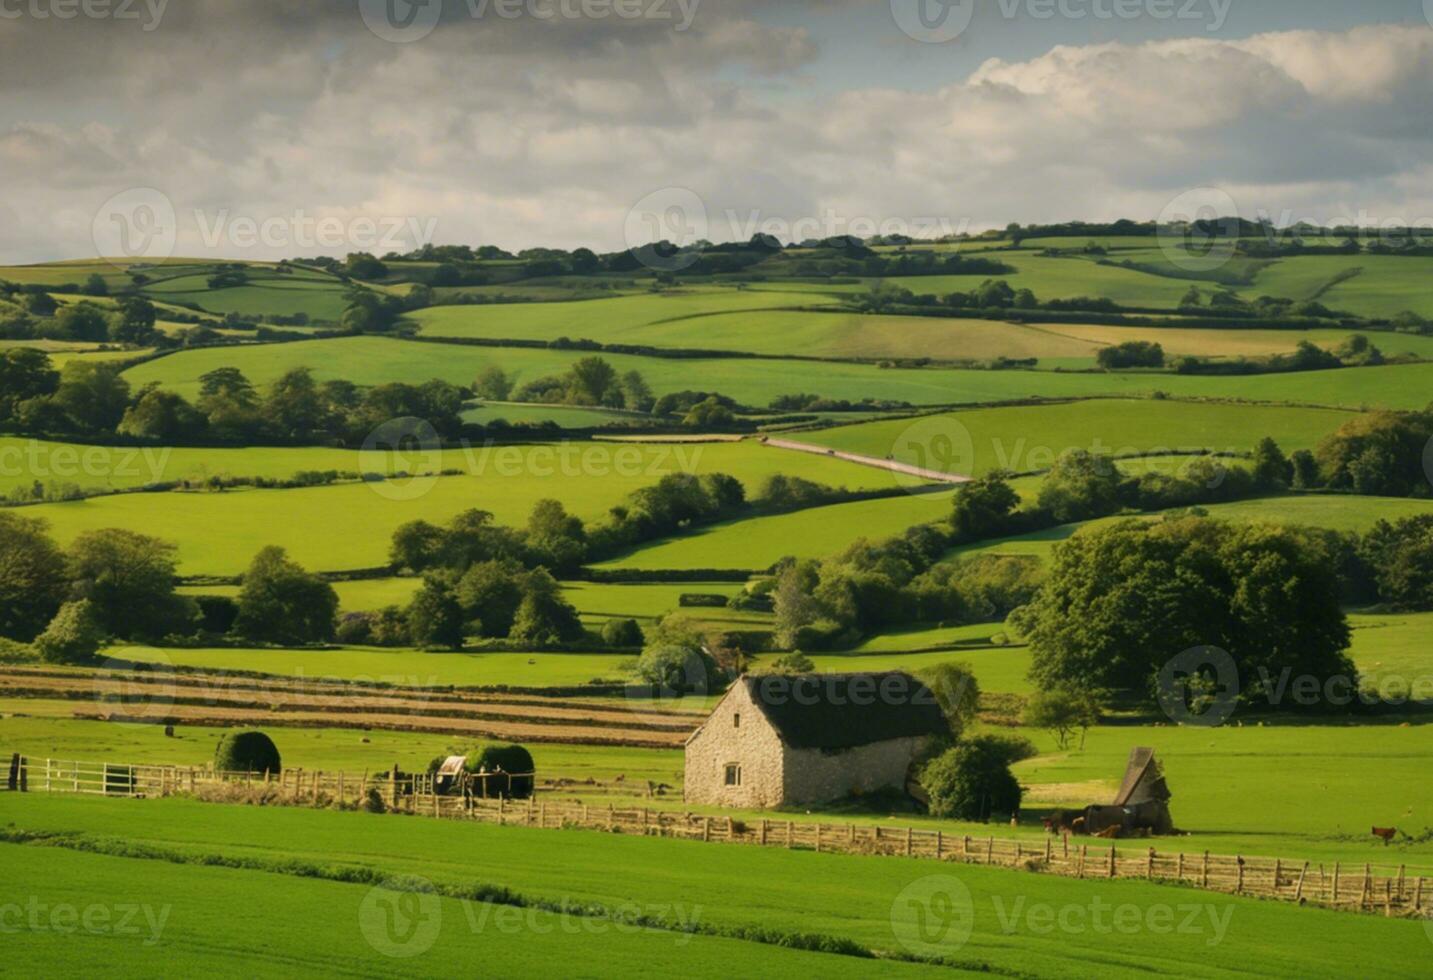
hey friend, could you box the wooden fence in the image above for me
[5,755,1427,919]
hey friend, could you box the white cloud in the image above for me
[1,14,1431,263]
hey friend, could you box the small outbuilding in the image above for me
[683,671,948,808]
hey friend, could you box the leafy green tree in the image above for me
[406,577,466,650]
[67,529,193,641]
[389,520,446,572]
[263,368,332,442]
[1359,516,1433,610]
[1251,437,1292,489]
[53,362,130,431]
[619,370,653,412]
[1022,685,1102,749]
[951,473,1020,540]
[1290,449,1321,489]
[682,397,735,427]
[233,546,338,644]
[81,274,109,297]
[566,356,620,405]
[33,600,105,665]
[1019,517,1354,705]
[508,570,584,645]
[1036,450,1125,523]
[197,368,261,439]
[0,348,59,420]
[51,302,110,342]
[25,292,58,316]
[454,559,527,638]
[0,513,69,642]
[525,499,586,572]
[1314,410,1433,496]
[118,388,207,440]
[473,365,512,401]
[110,296,157,344]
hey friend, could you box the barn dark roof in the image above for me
[741,672,948,750]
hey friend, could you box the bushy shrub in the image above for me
[34,600,104,665]
[634,644,720,694]
[921,737,1023,822]
[214,731,282,775]
[335,612,374,645]
[466,743,535,798]
[600,618,644,647]
[765,652,814,674]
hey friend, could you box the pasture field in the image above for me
[887,253,1200,309]
[121,335,1433,409]
[0,709,681,782]
[14,441,904,575]
[140,279,349,321]
[1047,323,1433,360]
[1349,612,1433,700]
[4,846,913,980]
[952,494,1433,564]
[1,794,1422,978]
[411,287,834,339]
[108,644,634,688]
[592,491,956,572]
[461,401,644,428]
[803,399,1354,476]
[1240,254,1433,319]
[421,302,1110,363]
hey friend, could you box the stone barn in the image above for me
[683,671,948,808]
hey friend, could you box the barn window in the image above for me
[724,764,742,786]
[733,713,740,728]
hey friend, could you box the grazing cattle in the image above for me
[1042,809,1081,834]
[1372,826,1398,846]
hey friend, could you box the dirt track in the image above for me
[761,437,972,484]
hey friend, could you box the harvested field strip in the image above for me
[761,436,972,483]
[69,705,687,748]
[0,667,699,728]
[9,757,1427,919]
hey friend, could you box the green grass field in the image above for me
[593,491,956,572]
[13,441,903,575]
[4,795,1426,977]
[6,844,926,979]
[121,335,1433,410]
[802,399,1353,475]
[953,494,1433,564]
[1240,254,1433,319]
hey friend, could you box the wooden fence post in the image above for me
[1294,862,1309,903]
[702,817,710,842]
[1109,845,1117,879]
[1413,876,1423,911]
[1147,848,1156,880]
[1236,856,1245,894]
[936,831,943,860]
[1045,837,1053,863]
[906,828,913,857]
[814,823,821,853]
[1361,865,1372,910]
[1078,845,1087,879]
[1273,859,1282,894]
[1332,862,1341,905]
[987,837,995,865]
[1202,852,1210,889]
[1177,853,1185,880]
[786,820,794,849]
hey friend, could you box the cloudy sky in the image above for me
[2,0,1431,262]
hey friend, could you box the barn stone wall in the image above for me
[780,735,931,807]
[683,683,786,807]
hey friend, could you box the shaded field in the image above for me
[121,335,1433,409]
[593,491,956,572]
[802,399,1353,476]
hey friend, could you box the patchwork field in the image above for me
[121,335,1433,409]
[13,441,903,575]
[803,399,1354,475]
